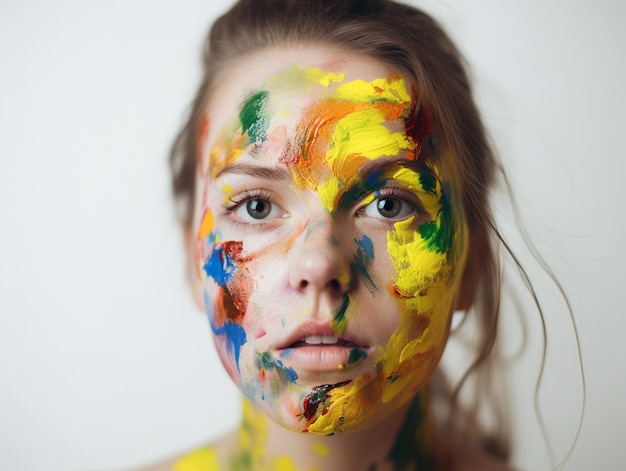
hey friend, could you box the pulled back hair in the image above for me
[171,0,510,461]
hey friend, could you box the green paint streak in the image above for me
[418,190,454,254]
[256,352,298,385]
[230,445,251,471]
[350,238,377,293]
[347,348,367,365]
[386,394,433,471]
[239,90,269,145]
[331,293,349,335]
[336,174,386,212]
[419,172,436,195]
[305,219,326,241]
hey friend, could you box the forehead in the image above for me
[206,45,409,134]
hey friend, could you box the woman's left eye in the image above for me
[362,197,414,220]
[234,198,284,221]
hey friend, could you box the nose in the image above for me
[288,217,351,297]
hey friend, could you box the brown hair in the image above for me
[170,0,510,460]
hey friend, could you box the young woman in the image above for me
[152,0,525,469]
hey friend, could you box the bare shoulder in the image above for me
[134,430,238,471]
[449,439,517,471]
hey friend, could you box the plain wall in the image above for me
[1,0,624,469]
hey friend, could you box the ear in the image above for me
[184,226,206,312]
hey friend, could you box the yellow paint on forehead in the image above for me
[265,65,345,90]
[333,76,411,103]
[208,130,246,180]
[204,65,419,215]
[286,71,417,212]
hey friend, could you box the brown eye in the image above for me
[376,198,401,218]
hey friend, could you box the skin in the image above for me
[137,46,511,471]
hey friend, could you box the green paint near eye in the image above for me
[336,173,386,212]
[331,293,350,335]
[419,172,437,195]
[239,90,269,145]
[418,191,454,254]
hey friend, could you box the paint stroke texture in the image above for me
[197,64,467,437]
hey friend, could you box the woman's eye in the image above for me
[234,198,283,221]
[363,197,413,220]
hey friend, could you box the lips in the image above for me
[288,335,361,348]
[274,320,369,372]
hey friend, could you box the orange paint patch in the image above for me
[198,209,214,241]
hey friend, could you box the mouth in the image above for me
[275,322,370,372]
[288,335,362,348]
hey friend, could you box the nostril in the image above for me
[300,280,309,289]
[329,279,341,291]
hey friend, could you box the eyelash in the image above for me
[223,189,274,212]
[359,186,426,216]
[221,185,426,223]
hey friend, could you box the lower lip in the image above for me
[277,346,369,371]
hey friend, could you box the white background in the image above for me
[1,0,624,469]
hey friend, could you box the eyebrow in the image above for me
[214,163,292,182]
[357,158,431,183]
[335,158,434,210]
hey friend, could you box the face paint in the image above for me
[194,55,467,436]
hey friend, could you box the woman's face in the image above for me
[190,46,468,434]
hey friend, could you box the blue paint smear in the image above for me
[356,235,374,259]
[364,169,384,187]
[203,245,237,287]
[258,352,298,384]
[203,291,247,372]
[280,348,294,359]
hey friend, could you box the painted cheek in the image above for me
[201,239,253,374]
[377,182,466,404]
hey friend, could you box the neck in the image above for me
[231,393,449,471]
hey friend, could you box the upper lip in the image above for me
[275,320,368,350]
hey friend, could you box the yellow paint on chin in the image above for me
[304,374,381,435]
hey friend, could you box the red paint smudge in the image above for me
[302,380,350,422]
[391,285,412,298]
[213,241,253,325]
[404,87,432,161]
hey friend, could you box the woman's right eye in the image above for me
[234,198,284,222]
